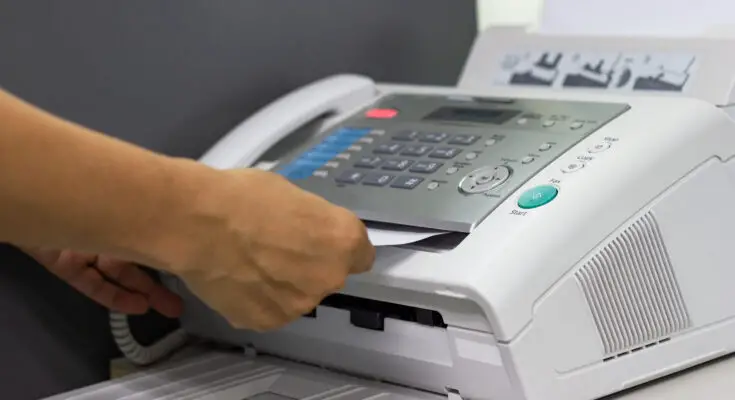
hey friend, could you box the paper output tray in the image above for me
[45,349,444,400]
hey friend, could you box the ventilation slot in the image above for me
[575,212,691,357]
[602,337,671,363]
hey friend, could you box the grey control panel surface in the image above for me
[276,94,629,232]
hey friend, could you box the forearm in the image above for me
[0,89,217,270]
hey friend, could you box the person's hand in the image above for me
[166,168,375,332]
[22,247,183,318]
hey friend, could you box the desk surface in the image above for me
[72,346,735,400]
[613,353,735,399]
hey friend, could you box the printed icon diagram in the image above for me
[508,52,563,86]
[562,53,619,88]
[495,50,696,93]
[626,54,695,91]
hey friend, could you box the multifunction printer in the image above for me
[52,27,735,400]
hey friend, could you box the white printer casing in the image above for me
[52,28,735,400]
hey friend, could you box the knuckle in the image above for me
[241,318,275,332]
[259,318,288,332]
[290,296,319,316]
[287,297,319,322]
[312,269,347,293]
[247,324,267,333]
[325,274,347,292]
[331,210,367,251]
[228,318,249,330]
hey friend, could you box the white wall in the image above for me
[477,0,544,30]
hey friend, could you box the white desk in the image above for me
[51,346,735,399]
[614,353,735,399]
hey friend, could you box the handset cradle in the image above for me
[199,74,377,170]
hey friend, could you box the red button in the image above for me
[365,108,398,119]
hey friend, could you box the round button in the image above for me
[427,182,440,191]
[446,166,459,175]
[458,165,513,194]
[542,120,556,128]
[521,156,535,164]
[517,185,559,209]
[465,152,478,160]
[588,142,611,153]
[561,161,585,173]
[570,121,584,130]
[476,173,495,185]
[539,143,552,152]
[517,118,529,125]
[485,138,497,147]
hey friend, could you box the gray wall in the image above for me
[0,1,477,398]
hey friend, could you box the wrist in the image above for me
[122,156,226,274]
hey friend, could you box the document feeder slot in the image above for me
[275,94,628,232]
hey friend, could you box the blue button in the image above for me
[334,127,370,137]
[291,159,324,169]
[517,185,558,209]
[282,168,314,180]
[276,164,314,180]
[311,143,349,154]
[301,151,338,163]
[276,164,299,175]
[321,135,358,147]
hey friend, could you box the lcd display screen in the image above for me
[423,106,521,125]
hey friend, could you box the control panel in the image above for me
[276,94,629,232]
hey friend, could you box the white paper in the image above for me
[367,226,449,247]
[539,0,735,37]
[252,160,278,170]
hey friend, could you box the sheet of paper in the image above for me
[539,0,735,37]
[367,226,449,247]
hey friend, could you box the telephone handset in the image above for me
[199,74,378,170]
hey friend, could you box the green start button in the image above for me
[517,185,559,209]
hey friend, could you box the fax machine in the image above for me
[57,29,735,400]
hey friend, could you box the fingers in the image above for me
[353,228,376,274]
[347,221,376,275]
[70,267,150,314]
[96,257,156,293]
[32,249,184,317]
[96,256,184,318]
[19,246,63,266]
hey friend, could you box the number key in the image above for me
[335,170,365,184]
[448,134,480,145]
[429,147,462,159]
[354,156,383,169]
[382,159,413,171]
[392,130,420,141]
[390,176,424,190]
[362,173,395,187]
[409,161,443,173]
[374,143,403,155]
[400,145,433,157]
[419,132,449,143]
